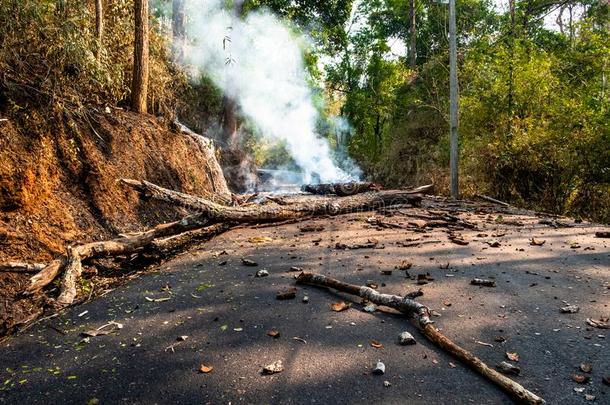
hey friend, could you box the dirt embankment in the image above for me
[0,107,222,334]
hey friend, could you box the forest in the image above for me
[0,1,608,404]
[1,0,608,220]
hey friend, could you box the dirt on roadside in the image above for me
[0,106,222,335]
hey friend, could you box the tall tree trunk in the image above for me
[94,0,104,61]
[507,0,515,139]
[409,0,417,68]
[172,0,186,63]
[131,0,149,114]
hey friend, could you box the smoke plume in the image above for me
[180,0,361,184]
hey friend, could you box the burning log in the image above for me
[301,182,380,196]
[296,272,545,405]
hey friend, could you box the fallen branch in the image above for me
[475,194,510,207]
[25,215,211,297]
[120,179,423,223]
[296,272,545,405]
[0,262,46,273]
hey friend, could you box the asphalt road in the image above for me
[1,203,608,404]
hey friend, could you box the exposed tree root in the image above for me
[296,272,546,405]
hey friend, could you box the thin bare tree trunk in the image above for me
[409,0,417,68]
[95,0,104,61]
[131,0,149,113]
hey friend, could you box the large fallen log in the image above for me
[120,178,423,222]
[296,272,545,405]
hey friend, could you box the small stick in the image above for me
[296,272,545,405]
[475,194,510,207]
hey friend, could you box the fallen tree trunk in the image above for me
[25,215,211,297]
[296,272,545,405]
[120,179,423,222]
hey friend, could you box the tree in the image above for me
[94,0,103,61]
[131,0,149,113]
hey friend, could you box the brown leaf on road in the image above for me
[299,225,324,232]
[199,364,213,373]
[276,287,297,300]
[586,317,609,329]
[242,258,258,267]
[262,360,284,374]
[331,301,350,312]
[530,238,546,246]
[248,236,273,243]
[442,300,452,307]
[506,352,519,362]
[369,339,383,349]
[496,361,520,375]
[571,373,589,384]
[580,363,592,373]
[486,240,501,247]
[267,329,280,338]
[398,260,412,270]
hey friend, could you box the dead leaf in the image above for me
[299,225,324,232]
[585,394,596,401]
[580,363,592,373]
[572,373,589,384]
[417,273,434,285]
[486,240,501,247]
[506,352,519,362]
[199,364,213,373]
[496,361,520,375]
[242,258,258,267]
[262,360,284,374]
[530,238,546,246]
[248,236,273,243]
[494,336,506,343]
[442,300,452,307]
[398,260,412,270]
[369,339,383,349]
[276,287,297,300]
[560,304,580,313]
[267,329,280,338]
[145,296,171,302]
[586,317,609,329]
[331,301,350,312]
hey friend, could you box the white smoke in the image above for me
[181,0,361,184]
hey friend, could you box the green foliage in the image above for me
[323,0,609,221]
[0,0,183,115]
